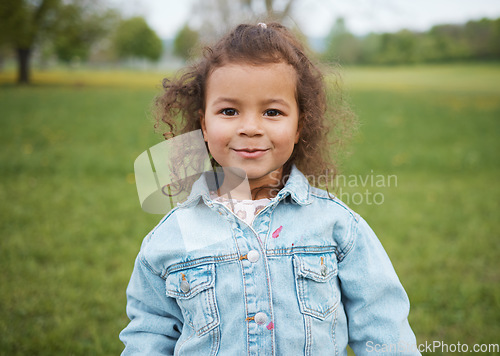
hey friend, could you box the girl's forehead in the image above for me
[208,61,297,83]
[204,62,299,108]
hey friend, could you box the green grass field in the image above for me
[1,64,499,355]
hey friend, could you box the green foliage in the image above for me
[0,0,60,48]
[173,24,200,60]
[0,64,499,354]
[0,0,118,82]
[464,18,500,59]
[0,0,61,83]
[323,18,361,64]
[379,30,420,64]
[52,4,119,63]
[424,24,472,62]
[113,17,163,62]
[323,17,500,65]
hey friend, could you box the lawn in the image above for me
[1,64,499,355]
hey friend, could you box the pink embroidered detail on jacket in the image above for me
[267,321,274,330]
[272,226,283,238]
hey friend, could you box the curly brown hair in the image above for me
[154,22,355,186]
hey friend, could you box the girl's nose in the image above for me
[237,114,264,137]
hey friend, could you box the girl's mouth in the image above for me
[232,148,269,159]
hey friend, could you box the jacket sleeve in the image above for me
[337,216,421,355]
[120,254,183,355]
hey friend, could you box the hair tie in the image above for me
[258,23,267,29]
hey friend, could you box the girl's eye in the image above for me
[220,108,238,116]
[264,109,283,117]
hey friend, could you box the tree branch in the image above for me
[282,0,294,18]
[265,0,273,14]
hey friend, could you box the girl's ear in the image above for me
[294,127,301,144]
[199,109,208,142]
[294,117,303,144]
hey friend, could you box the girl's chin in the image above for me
[220,165,283,182]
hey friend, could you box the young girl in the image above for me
[120,23,420,355]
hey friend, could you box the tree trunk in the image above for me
[17,48,31,84]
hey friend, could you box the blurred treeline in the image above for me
[322,17,500,65]
[174,16,500,66]
[0,0,163,83]
[2,0,499,85]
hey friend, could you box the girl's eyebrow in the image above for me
[261,98,291,108]
[212,97,291,108]
[212,97,241,106]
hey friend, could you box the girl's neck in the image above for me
[217,167,285,200]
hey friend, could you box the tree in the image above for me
[320,15,500,65]
[426,24,470,62]
[0,0,59,83]
[0,0,117,83]
[464,18,498,60]
[52,4,119,64]
[190,0,297,40]
[381,30,419,64]
[174,24,200,60]
[113,17,163,62]
[491,18,500,58]
[323,18,361,64]
[358,33,382,64]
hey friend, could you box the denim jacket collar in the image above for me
[179,165,311,208]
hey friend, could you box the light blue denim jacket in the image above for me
[120,166,420,355]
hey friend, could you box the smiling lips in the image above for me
[232,148,269,159]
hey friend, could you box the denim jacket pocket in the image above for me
[293,253,339,320]
[165,264,219,336]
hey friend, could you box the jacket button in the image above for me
[180,280,190,293]
[247,250,260,263]
[254,312,267,325]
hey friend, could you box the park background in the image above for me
[1,0,499,354]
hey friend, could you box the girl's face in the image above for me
[201,62,300,194]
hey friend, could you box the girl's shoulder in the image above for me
[138,203,234,273]
[308,185,359,222]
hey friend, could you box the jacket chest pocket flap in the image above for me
[165,264,219,336]
[293,253,339,320]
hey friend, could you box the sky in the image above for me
[109,0,500,39]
